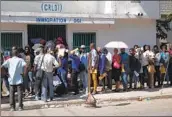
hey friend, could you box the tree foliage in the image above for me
[156,13,172,39]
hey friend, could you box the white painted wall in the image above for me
[114,1,160,19]
[1,23,28,47]
[1,1,160,19]
[67,19,156,53]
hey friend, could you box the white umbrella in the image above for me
[105,41,128,48]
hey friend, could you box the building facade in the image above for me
[1,1,160,52]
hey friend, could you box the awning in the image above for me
[1,11,116,24]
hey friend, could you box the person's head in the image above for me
[120,48,125,54]
[25,45,30,54]
[80,45,86,53]
[97,47,101,54]
[114,48,118,54]
[102,48,108,55]
[153,45,159,53]
[134,45,139,50]
[129,48,135,55]
[12,46,18,57]
[161,45,167,52]
[90,43,95,50]
[145,45,150,51]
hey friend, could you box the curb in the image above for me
[1,94,172,111]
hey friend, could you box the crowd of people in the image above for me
[1,38,172,111]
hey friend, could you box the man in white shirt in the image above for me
[34,47,44,100]
[1,47,27,111]
[141,45,155,88]
[41,47,60,102]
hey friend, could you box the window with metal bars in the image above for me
[73,32,96,52]
[1,32,23,51]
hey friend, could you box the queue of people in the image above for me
[1,38,172,111]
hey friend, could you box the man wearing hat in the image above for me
[79,45,89,95]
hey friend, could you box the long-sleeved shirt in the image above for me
[57,57,68,73]
[99,54,106,74]
[69,55,80,72]
[129,55,141,72]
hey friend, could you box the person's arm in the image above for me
[53,56,60,68]
[100,55,106,75]
[21,59,27,76]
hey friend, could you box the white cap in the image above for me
[80,45,86,49]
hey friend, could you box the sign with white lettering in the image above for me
[41,3,62,12]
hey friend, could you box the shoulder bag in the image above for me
[36,55,45,80]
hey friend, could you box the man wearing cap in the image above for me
[79,45,89,95]
[1,47,27,111]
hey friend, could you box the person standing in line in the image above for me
[141,45,154,88]
[79,45,88,95]
[41,47,60,102]
[24,46,34,96]
[128,48,141,89]
[104,48,113,91]
[153,45,161,87]
[88,43,98,95]
[119,48,129,91]
[1,47,27,111]
[33,46,44,100]
[159,45,169,86]
[168,52,172,86]
[112,48,121,92]
[69,48,80,95]
[98,48,108,93]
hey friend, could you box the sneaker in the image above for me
[10,108,15,111]
[18,107,23,111]
[35,96,39,101]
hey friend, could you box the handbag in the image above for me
[36,55,45,80]
[113,61,121,69]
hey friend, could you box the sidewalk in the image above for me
[1,87,172,111]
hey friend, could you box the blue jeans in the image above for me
[129,71,139,88]
[41,72,54,101]
[79,71,88,90]
[59,70,67,88]
[121,72,128,89]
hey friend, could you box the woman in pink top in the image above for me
[112,48,121,92]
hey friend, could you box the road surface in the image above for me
[1,98,172,116]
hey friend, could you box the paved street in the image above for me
[1,98,172,116]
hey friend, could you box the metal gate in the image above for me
[1,32,23,50]
[73,32,96,52]
[27,24,67,45]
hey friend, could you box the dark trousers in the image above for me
[10,84,23,109]
[3,76,10,91]
[143,65,149,86]
[34,79,42,97]
[99,78,106,89]
[107,70,112,90]
[72,69,79,93]
[169,74,172,85]
[139,73,144,87]
[154,66,161,86]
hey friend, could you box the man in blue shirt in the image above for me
[1,47,27,111]
[69,49,80,95]
[79,45,88,95]
[120,48,129,91]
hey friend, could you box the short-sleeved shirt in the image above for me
[34,53,44,69]
[2,56,26,85]
[41,53,59,72]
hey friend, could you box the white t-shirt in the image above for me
[34,53,44,69]
[141,50,155,66]
[41,53,59,72]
